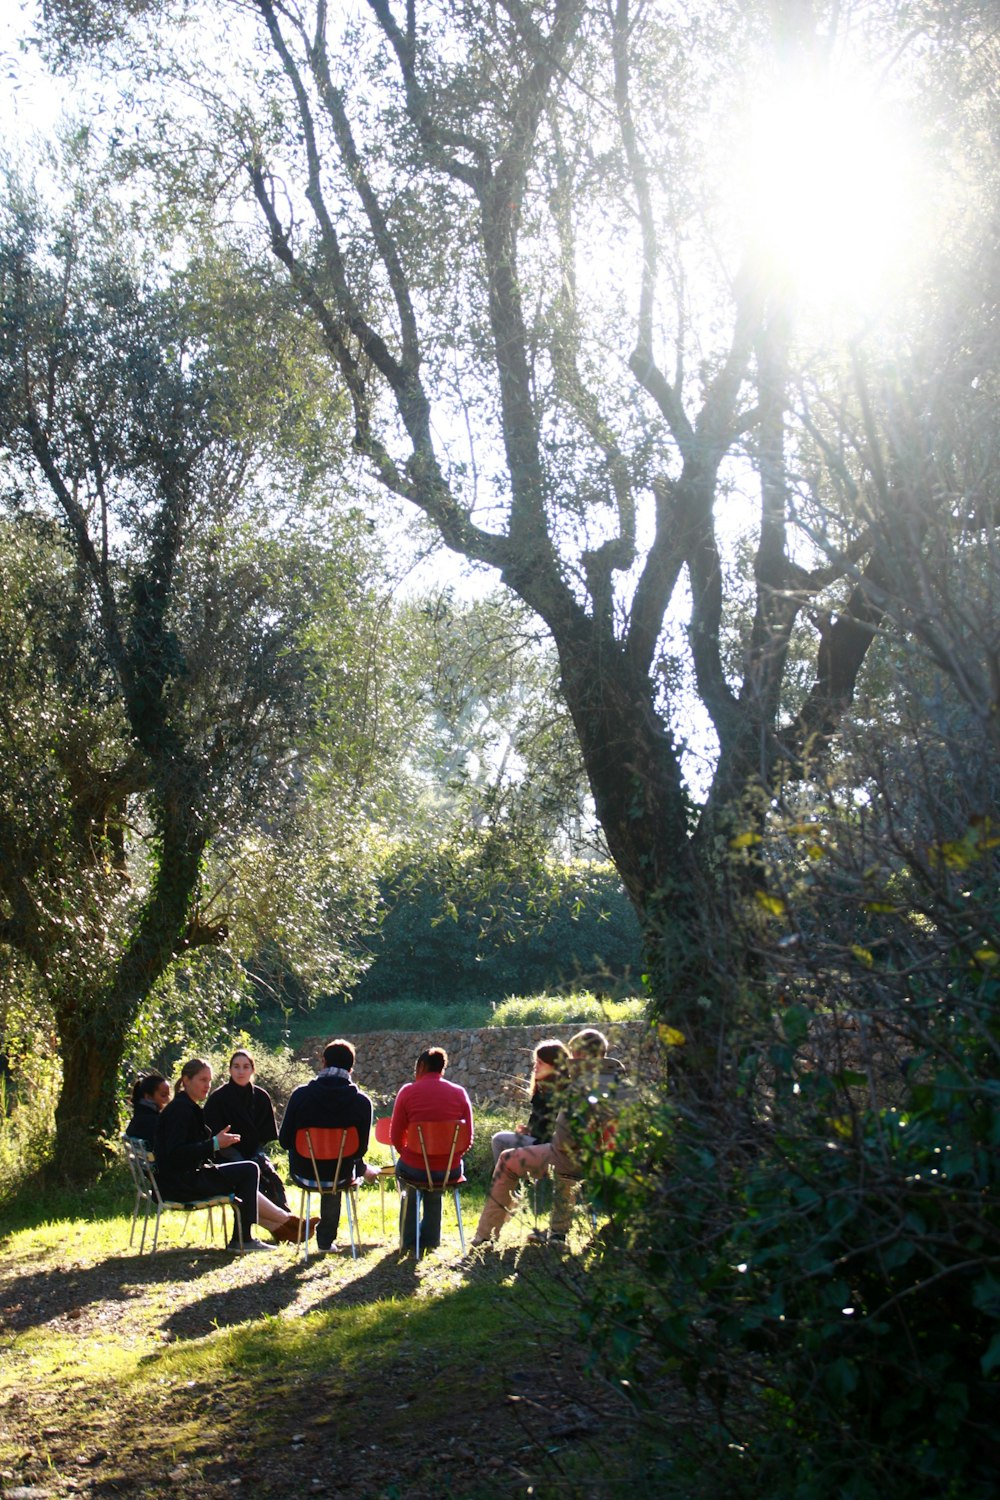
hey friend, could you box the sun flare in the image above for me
[741,72,924,316]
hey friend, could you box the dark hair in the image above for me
[131,1072,167,1108]
[528,1039,569,1100]
[416,1046,447,1075]
[229,1049,254,1073]
[323,1038,356,1071]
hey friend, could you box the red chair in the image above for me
[291,1126,363,1261]
[372,1117,401,1237]
[399,1118,472,1257]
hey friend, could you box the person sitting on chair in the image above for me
[125,1072,171,1147]
[156,1058,309,1253]
[390,1046,474,1256]
[490,1039,570,1165]
[205,1048,289,1210]
[279,1038,377,1254]
[469,1028,624,1249]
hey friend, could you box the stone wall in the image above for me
[297,1020,660,1110]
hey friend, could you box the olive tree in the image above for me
[0,181,376,1175]
[36,0,980,1087]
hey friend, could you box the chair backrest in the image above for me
[123,1137,163,1204]
[295,1126,361,1184]
[373,1116,393,1147]
[404,1118,472,1184]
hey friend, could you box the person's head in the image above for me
[531,1039,570,1085]
[414,1046,447,1078]
[527,1038,566,1074]
[228,1049,255,1086]
[323,1038,356,1072]
[132,1072,170,1110]
[178,1057,213,1102]
[567,1028,608,1061]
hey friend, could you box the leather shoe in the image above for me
[273,1215,304,1244]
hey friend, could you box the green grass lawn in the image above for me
[0,1000,672,1498]
[0,1146,658,1500]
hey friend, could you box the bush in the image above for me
[0,1054,60,1198]
[491,993,647,1027]
[575,704,1000,1498]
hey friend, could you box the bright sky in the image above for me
[1,6,60,150]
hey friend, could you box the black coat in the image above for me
[154,1090,219,1199]
[279,1075,372,1182]
[125,1098,160,1148]
[204,1080,279,1158]
[524,1082,558,1144]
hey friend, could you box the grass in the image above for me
[0,1133,652,1500]
[248,990,647,1052]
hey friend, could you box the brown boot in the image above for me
[274,1215,302,1244]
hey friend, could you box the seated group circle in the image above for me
[127,1026,619,1255]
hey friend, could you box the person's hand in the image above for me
[216,1125,241,1150]
[364,1164,382,1182]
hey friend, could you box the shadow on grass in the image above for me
[159,1247,423,1339]
[0,1247,224,1334]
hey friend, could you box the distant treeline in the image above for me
[344,859,644,1006]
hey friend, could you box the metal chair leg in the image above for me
[298,1187,310,1262]
[344,1189,358,1259]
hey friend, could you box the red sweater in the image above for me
[390,1073,474,1171]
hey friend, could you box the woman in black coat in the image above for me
[125,1072,171,1147]
[155,1058,308,1252]
[204,1049,289,1209]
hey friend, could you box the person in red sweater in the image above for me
[390,1046,474,1255]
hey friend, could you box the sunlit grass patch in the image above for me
[0,1322,145,1401]
[491,992,647,1027]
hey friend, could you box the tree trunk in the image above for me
[554,629,741,1088]
[51,998,131,1179]
[47,825,211,1180]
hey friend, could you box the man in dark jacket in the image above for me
[279,1038,375,1252]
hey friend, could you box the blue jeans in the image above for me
[395,1161,462,1252]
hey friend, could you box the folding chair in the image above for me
[291,1126,363,1261]
[398,1117,472,1257]
[122,1137,243,1255]
[372,1117,402,1237]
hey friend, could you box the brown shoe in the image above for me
[274,1215,302,1244]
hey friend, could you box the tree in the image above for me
[37,0,982,1085]
[0,176,375,1175]
[389,587,593,853]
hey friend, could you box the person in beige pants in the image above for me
[469,1030,622,1247]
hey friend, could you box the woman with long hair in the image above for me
[155,1058,311,1253]
[490,1039,570,1165]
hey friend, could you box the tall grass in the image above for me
[490,992,647,1027]
[251,989,647,1049]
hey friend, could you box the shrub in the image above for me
[490,992,647,1027]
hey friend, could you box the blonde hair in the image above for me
[567,1028,608,1059]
